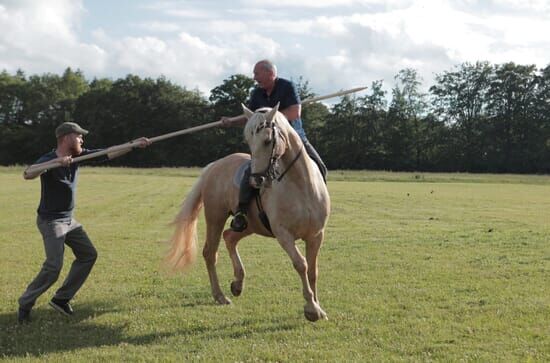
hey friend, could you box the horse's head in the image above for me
[242,103,287,188]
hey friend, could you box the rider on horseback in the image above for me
[221,60,327,232]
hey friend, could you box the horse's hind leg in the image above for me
[223,229,251,296]
[276,231,324,322]
[203,216,231,305]
[305,231,327,320]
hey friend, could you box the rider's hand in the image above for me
[132,137,152,148]
[220,116,233,128]
[57,155,72,167]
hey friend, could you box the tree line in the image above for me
[1,62,549,173]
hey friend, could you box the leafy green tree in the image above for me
[294,76,315,101]
[1,66,549,172]
[533,65,550,172]
[208,74,255,158]
[296,78,330,154]
[322,95,364,169]
[0,68,90,163]
[0,69,27,125]
[357,80,387,169]
[430,62,493,171]
[384,68,429,170]
[485,63,540,172]
[75,74,209,166]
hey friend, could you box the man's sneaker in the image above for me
[49,299,74,316]
[230,211,248,232]
[17,307,31,324]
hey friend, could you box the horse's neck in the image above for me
[277,135,315,186]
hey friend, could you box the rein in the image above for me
[276,143,303,182]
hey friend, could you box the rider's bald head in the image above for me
[255,60,277,76]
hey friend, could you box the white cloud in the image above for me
[241,0,356,7]
[327,50,351,69]
[205,20,249,34]
[178,32,211,51]
[244,19,314,35]
[315,16,349,35]
[84,29,284,93]
[140,2,214,19]
[137,21,181,33]
[164,8,214,19]
[0,0,106,73]
[240,0,413,8]
[309,1,550,77]
[1,0,549,100]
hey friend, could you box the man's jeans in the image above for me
[18,216,97,310]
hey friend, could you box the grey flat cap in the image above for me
[55,122,89,138]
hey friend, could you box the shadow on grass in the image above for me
[0,300,177,358]
[0,298,301,358]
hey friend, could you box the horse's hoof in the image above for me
[304,302,327,322]
[304,308,321,322]
[214,295,232,305]
[230,281,243,296]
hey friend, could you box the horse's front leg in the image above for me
[203,219,231,305]
[223,229,251,296]
[305,230,327,320]
[276,230,324,322]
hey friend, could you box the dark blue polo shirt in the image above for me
[36,149,103,220]
[249,77,307,140]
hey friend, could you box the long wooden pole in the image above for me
[23,116,242,175]
[302,86,367,104]
[144,86,367,143]
[143,86,367,143]
[25,86,367,174]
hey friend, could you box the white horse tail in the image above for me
[164,165,211,272]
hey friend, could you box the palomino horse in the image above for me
[165,103,330,321]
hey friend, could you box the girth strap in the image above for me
[255,194,272,234]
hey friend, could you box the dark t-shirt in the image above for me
[36,149,103,220]
[248,77,307,139]
[249,77,300,114]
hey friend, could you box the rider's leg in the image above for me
[303,139,327,183]
[230,166,256,232]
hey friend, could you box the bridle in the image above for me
[249,117,303,187]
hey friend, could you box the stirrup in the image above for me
[230,211,248,232]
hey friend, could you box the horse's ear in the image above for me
[266,102,280,122]
[242,104,254,119]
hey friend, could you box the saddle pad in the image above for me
[233,160,251,188]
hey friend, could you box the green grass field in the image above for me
[1,166,549,362]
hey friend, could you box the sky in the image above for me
[1,0,550,99]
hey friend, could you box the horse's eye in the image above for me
[264,138,272,146]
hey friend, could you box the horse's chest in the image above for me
[263,191,328,234]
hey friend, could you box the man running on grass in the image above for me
[17,122,150,323]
